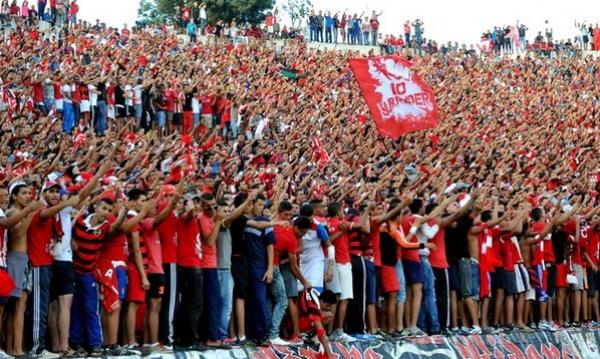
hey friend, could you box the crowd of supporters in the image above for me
[0,1,599,359]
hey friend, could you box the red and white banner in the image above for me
[349,56,439,139]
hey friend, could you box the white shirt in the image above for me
[299,228,325,289]
[52,207,74,262]
[0,208,6,268]
[192,96,200,113]
[88,84,97,106]
[200,9,207,20]
[124,84,133,106]
[62,84,72,103]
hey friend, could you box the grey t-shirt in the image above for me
[217,227,232,269]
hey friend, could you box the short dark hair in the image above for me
[233,192,248,207]
[408,198,423,214]
[309,199,323,208]
[253,194,266,203]
[299,204,314,217]
[531,208,543,222]
[127,188,147,201]
[201,193,215,202]
[481,210,493,222]
[278,200,293,213]
[217,197,228,207]
[319,289,338,305]
[293,216,312,230]
[327,203,342,218]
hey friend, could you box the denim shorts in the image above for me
[403,259,424,286]
[458,258,479,300]
[156,111,166,128]
[448,263,461,292]
[395,261,407,304]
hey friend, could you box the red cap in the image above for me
[162,184,176,195]
[98,191,116,203]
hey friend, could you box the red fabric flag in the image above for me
[348,56,439,139]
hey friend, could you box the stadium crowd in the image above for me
[0,2,598,359]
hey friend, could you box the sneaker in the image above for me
[38,350,62,359]
[459,326,471,335]
[449,327,460,335]
[429,329,442,336]
[161,344,174,353]
[235,339,255,348]
[352,333,376,341]
[490,326,505,334]
[481,326,493,334]
[89,348,103,357]
[330,331,357,343]
[572,321,582,328]
[471,326,482,335]
[539,320,557,332]
[409,327,427,337]
[518,326,535,333]
[268,337,290,346]
[287,336,305,346]
[592,321,600,328]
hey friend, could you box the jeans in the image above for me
[417,256,440,332]
[38,1,45,19]
[156,110,166,128]
[175,266,203,346]
[363,31,370,45]
[95,100,107,136]
[63,101,74,133]
[405,33,410,46]
[316,27,323,42]
[395,261,407,304]
[355,28,362,44]
[333,28,338,43]
[325,27,332,43]
[199,18,206,35]
[217,269,233,340]
[371,30,378,45]
[268,267,288,339]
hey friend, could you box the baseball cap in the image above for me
[41,179,61,193]
[163,184,176,195]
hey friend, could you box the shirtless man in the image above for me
[0,186,39,357]
[5,181,39,356]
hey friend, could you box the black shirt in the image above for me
[445,215,474,264]
[114,85,125,106]
[230,215,249,257]
[97,82,107,101]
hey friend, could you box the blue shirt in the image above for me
[187,22,197,35]
[243,215,275,268]
[325,16,333,29]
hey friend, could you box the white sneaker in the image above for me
[471,325,482,335]
[539,321,557,332]
[269,337,290,346]
[40,350,62,359]
[338,332,357,343]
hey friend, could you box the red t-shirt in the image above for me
[201,94,214,115]
[98,214,128,263]
[273,225,298,266]
[177,217,202,268]
[428,222,448,269]
[198,212,217,269]
[401,216,420,262]
[369,219,381,267]
[141,218,163,274]
[586,229,600,266]
[27,210,56,267]
[530,221,546,266]
[32,82,44,102]
[501,233,516,271]
[328,217,350,264]
[478,224,500,273]
[489,225,503,268]
[165,88,176,112]
[156,203,178,264]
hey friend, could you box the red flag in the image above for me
[348,56,439,139]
